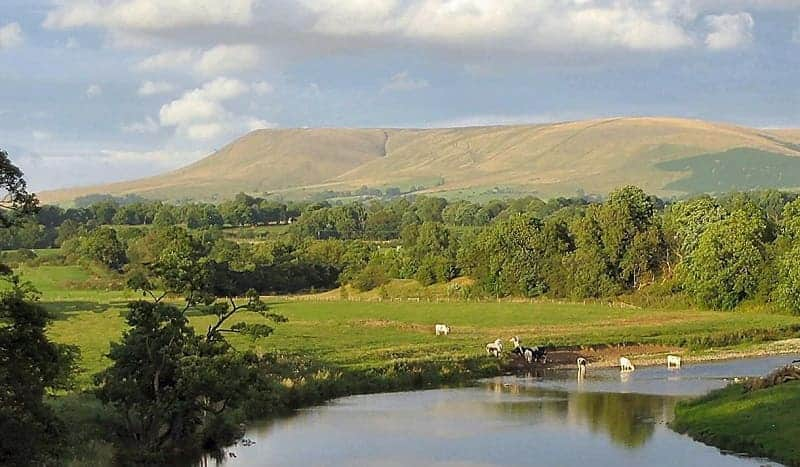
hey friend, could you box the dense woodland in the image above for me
[5,186,800,313]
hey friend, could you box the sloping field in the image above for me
[40,117,800,203]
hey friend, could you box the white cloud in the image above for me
[135,44,262,77]
[253,81,274,96]
[43,0,701,58]
[86,84,103,98]
[195,44,261,76]
[246,118,276,131]
[122,116,160,133]
[705,12,755,50]
[305,0,694,52]
[0,22,23,49]
[44,0,256,31]
[135,49,195,71]
[382,71,429,92]
[158,77,268,141]
[185,123,225,140]
[137,80,175,96]
[32,130,52,141]
[160,95,226,127]
[65,37,80,49]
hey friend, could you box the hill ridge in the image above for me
[39,117,800,203]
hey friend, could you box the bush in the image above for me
[0,248,36,266]
[351,262,390,291]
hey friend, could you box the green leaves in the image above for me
[773,243,800,314]
[0,274,77,464]
[681,210,766,310]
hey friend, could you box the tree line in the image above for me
[0,192,305,251]
[11,185,800,313]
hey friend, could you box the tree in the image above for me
[681,211,766,309]
[94,301,255,460]
[773,243,800,314]
[594,186,655,270]
[153,206,177,227]
[104,228,287,460]
[414,196,447,223]
[0,278,78,465]
[91,200,118,225]
[0,150,38,228]
[80,226,127,270]
[664,196,727,257]
[36,204,65,228]
[465,215,551,297]
[0,150,77,465]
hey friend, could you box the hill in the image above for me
[39,117,800,203]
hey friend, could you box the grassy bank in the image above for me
[672,380,800,466]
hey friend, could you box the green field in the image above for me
[673,381,800,466]
[14,264,800,388]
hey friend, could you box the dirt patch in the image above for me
[505,339,800,371]
[502,343,680,371]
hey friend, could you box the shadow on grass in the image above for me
[43,301,114,320]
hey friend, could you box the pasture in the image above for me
[16,263,800,388]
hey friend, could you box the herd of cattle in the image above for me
[433,323,683,372]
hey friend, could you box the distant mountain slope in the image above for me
[40,117,800,203]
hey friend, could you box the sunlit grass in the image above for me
[22,264,800,388]
[673,381,800,466]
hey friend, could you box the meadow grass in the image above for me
[15,263,800,387]
[672,381,800,466]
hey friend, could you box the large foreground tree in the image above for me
[97,225,286,462]
[0,149,77,465]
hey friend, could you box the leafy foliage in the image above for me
[681,211,766,309]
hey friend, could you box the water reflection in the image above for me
[483,380,675,448]
[204,355,796,466]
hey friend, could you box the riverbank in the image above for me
[672,379,800,466]
[59,340,800,465]
[539,338,800,370]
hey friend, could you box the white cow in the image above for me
[435,324,451,336]
[619,357,635,372]
[667,355,681,369]
[486,339,503,358]
[577,357,588,370]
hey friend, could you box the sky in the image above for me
[1,0,800,192]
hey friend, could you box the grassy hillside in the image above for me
[658,147,800,192]
[39,117,800,203]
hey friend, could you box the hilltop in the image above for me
[40,117,800,203]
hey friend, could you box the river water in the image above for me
[210,354,798,466]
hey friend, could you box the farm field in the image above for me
[16,263,800,388]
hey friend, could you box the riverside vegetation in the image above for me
[672,367,800,466]
[4,147,800,464]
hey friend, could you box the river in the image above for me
[208,354,798,466]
